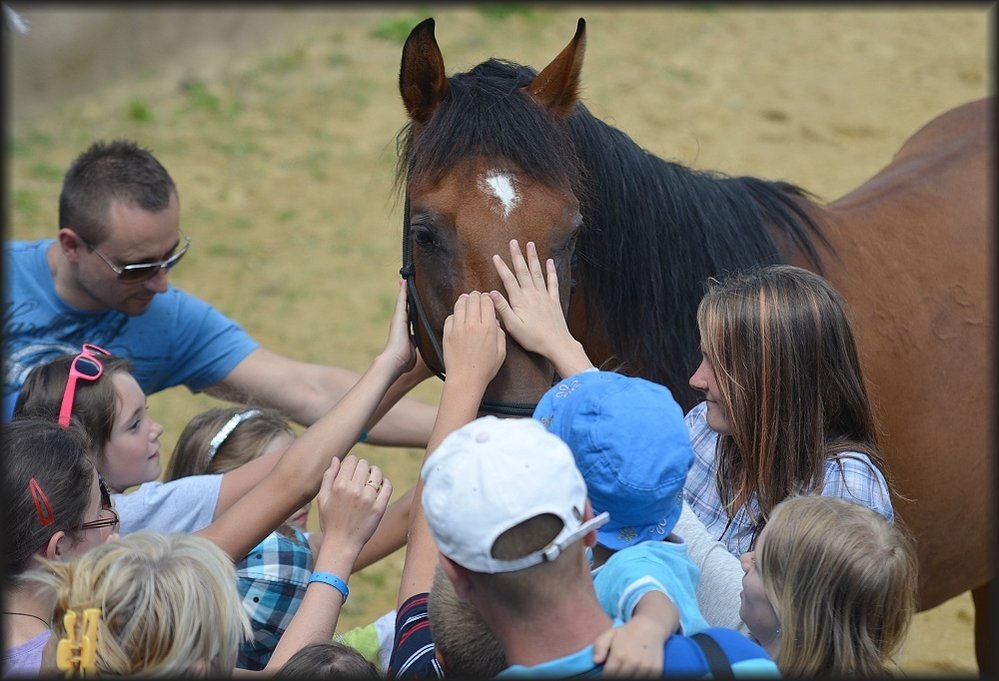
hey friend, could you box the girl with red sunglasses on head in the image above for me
[13,281,422,562]
[2,418,119,677]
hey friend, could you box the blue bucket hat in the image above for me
[533,370,694,550]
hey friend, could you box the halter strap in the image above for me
[400,191,447,382]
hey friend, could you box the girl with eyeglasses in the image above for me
[2,418,120,676]
[11,452,391,677]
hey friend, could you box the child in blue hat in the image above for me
[485,240,721,674]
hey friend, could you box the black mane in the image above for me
[398,58,828,410]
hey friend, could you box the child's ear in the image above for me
[44,531,68,561]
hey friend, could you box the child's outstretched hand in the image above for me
[442,291,506,391]
[318,455,392,555]
[488,239,594,378]
[381,280,418,375]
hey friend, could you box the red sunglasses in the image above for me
[57,344,112,428]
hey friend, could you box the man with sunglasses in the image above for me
[4,139,436,445]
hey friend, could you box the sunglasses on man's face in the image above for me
[85,232,191,283]
[57,344,112,428]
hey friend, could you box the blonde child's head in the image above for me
[34,531,252,677]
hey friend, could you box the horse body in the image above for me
[801,96,993,615]
[397,18,992,668]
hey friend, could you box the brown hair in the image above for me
[3,417,96,582]
[14,352,134,473]
[166,406,294,479]
[697,265,891,540]
[59,139,177,245]
[166,406,298,538]
[759,495,917,677]
[279,641,380,678]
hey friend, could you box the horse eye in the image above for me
[411,224,441,252]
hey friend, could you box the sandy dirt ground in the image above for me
[7,5,991,676]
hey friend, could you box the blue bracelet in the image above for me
[308,571,349,603]
[358,430,368,443]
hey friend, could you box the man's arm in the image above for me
[205,346,437,447]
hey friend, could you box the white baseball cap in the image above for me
[421,416,610,574]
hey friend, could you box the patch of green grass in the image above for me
[128,97,155,122]
[277,208,298,223]
[12,188,40,217]
[29,162,64,181]
[213,139,259,155]
[9,130,55,156]
[181,79,222,113]
[370,15,427,44]
[476,4,535,21]
[663,67,695,84]
[327,53,349,67]
[261,45,307,74]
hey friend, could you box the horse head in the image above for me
[397,17,592,413]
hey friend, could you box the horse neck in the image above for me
[567,112,828,411]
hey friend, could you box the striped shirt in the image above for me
[388,593,443,680]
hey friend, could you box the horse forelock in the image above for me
[397,58,585,199]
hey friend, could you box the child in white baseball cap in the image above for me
[421,410,777,678]
[422,415,610,575]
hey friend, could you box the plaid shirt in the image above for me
[683,401,894,555]
[235,527,314,670]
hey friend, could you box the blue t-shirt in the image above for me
[592,537,709,636]
[495,625,780,678]
[3,240,258,409]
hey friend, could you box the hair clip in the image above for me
[206,409,261,461]
[56,607,101,677]
[29,478,55,526]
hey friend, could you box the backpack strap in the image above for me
[691,632,735,680]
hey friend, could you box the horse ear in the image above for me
[399,17,450,125]
[526,17,586,119]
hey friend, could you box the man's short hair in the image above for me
[59,139,177,244]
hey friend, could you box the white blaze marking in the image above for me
[479,171,520,219]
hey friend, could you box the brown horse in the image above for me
[396,17,993,669]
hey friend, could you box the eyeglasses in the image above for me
[85,232,191,282]
[75,472,119,533]
[58,344,112,428]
